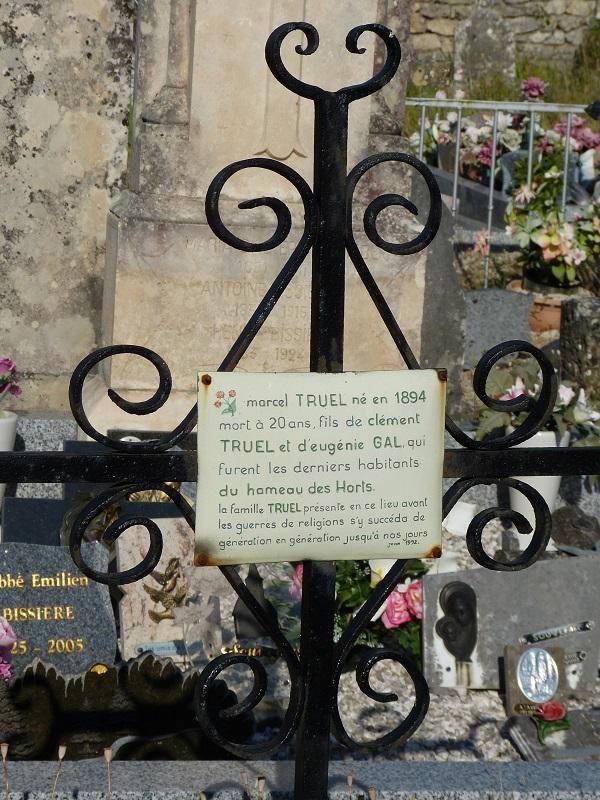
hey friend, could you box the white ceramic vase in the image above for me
[0,411,18,508]
[508,429,570,548]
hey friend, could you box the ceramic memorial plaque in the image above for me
[0,542,116,673]
[195,371,446,565]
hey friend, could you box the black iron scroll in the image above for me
[0,21,597,800]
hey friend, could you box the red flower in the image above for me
[535,700,566,722]
[216,391,225,399]
[214,401,222,408]
[228,390,236,398]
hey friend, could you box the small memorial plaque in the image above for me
[0,542,116,673]
[504,644,567,717]
[195,370,446,565]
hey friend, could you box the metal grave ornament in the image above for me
[195,370,445,565]
[517,647,560,704]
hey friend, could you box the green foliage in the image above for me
[334,559,428,665]
[268,559,428,664]
[404,42,600,138]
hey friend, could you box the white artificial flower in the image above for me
[454,88,466,100]
[557,384,575,406]
[500,129,522,152]
[497,111,513,132]
[567,247,587,266]
[439,119,451,133]
[465,125,481,143]
[447,111,458,124]
[409,132,421,149]
[435,90,447,100]
[574,389,600,422]
[546,130,561,143]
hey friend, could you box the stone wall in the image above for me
[410,0,599,84]
[0,0,136,411]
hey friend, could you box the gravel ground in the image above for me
[209,522,600,762]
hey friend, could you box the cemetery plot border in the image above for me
[1,21,600,800]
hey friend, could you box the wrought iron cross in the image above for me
[1,22,599,800]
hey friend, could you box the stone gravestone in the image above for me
[422,557,600,694]
[0,543,116,674]
[561,297,600,403]
[116,516,231,663]
[454,1,515,92]
[509,708,600,761]
[90,0,463,431]
[463,289,533,370]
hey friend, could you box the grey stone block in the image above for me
[13,413,78,500]
[464,289,533,370]
[4,761,600,798]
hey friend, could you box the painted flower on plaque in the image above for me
[536,700,567,722]
[532,699,571,744]
[215,389,237,416]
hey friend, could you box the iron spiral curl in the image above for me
[444,340,558,450]
[194,565,303,757]
[204,158,315,371]
[69,160,315,453]
[331,560,430,749]
[443,477,552,571]
[69,345,197,453]
[69,482,195,585]
[265,22,401,102]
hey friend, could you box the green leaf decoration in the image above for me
[532,715,571,745]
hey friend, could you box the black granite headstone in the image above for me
[2,497,66,545]
[0,542,116,673]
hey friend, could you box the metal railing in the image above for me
[406,98,596,286]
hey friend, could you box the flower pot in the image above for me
[522,269,581,296]
[508,429,570,549]
[528,294,563,333]
[0,411,17,509]
[507,275,582,333]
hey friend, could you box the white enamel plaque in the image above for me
[194,371,446,566]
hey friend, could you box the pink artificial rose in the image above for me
[381,590,411,629]
[0,359,16,375]
[0,618,16,663]
[405,580,423,620]
[0,660,11,682]
[289,563,303,601]
[8,384,22,397]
